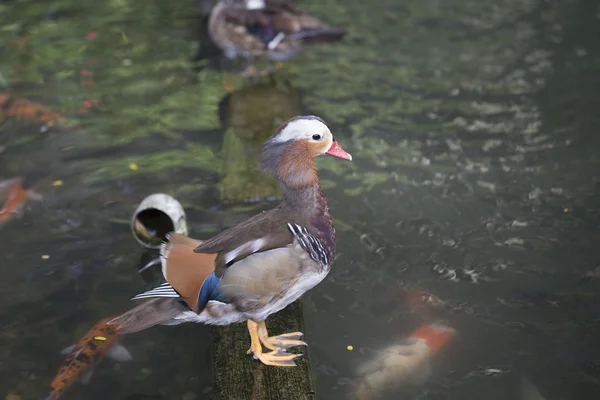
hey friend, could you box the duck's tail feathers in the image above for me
[108,298,188,334]
[291,28,347,45]
[160,233,217,312]
[131,282,180,300]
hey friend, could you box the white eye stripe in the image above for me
[273,119,330,143]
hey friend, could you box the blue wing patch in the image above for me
[247,23,277,45]
[197,272,223,310]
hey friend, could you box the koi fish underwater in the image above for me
[354,323,457,400]
[45,317,132,400]
[0,94,66,127]
[0,177,42,230]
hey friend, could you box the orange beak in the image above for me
[325,142,352,160]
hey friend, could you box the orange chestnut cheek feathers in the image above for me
[325,142,352,160]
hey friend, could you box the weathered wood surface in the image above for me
[213,300,316,400]
[215,76,313,399]
[219,76,300,202]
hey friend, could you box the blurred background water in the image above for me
[1,0,599,399]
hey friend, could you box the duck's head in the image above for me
[261,115,352,188]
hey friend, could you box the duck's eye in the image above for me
[312,134,322,140]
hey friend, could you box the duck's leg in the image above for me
[256,320,307,350]
[246,320,300,367]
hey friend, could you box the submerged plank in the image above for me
[213,300,316,400]
[219,76,300,203]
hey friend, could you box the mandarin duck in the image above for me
[208,0,346,63]
[110,115,351,367]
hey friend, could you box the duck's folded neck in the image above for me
[280,178,336,257]
[281,181,320,208]
[261,140,336,257]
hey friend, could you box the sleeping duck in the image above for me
[208,0,346,62]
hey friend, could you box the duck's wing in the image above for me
[193,208,294,275]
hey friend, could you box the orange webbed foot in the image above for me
[247,320,303,367]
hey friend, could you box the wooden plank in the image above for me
[219,76,300,203]
[213,300,316,400]
[214,76,314,399]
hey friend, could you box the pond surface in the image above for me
[1,0,599,399]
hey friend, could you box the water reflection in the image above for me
[218,75,300,203]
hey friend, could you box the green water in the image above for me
[1,0,599,399]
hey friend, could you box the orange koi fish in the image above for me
[355,323,456,400]
[45,317,132,400]
[0,94,66,127]
[0,177,42,229]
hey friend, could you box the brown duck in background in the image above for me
[110,115,351,367]
[208,0,346,65]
